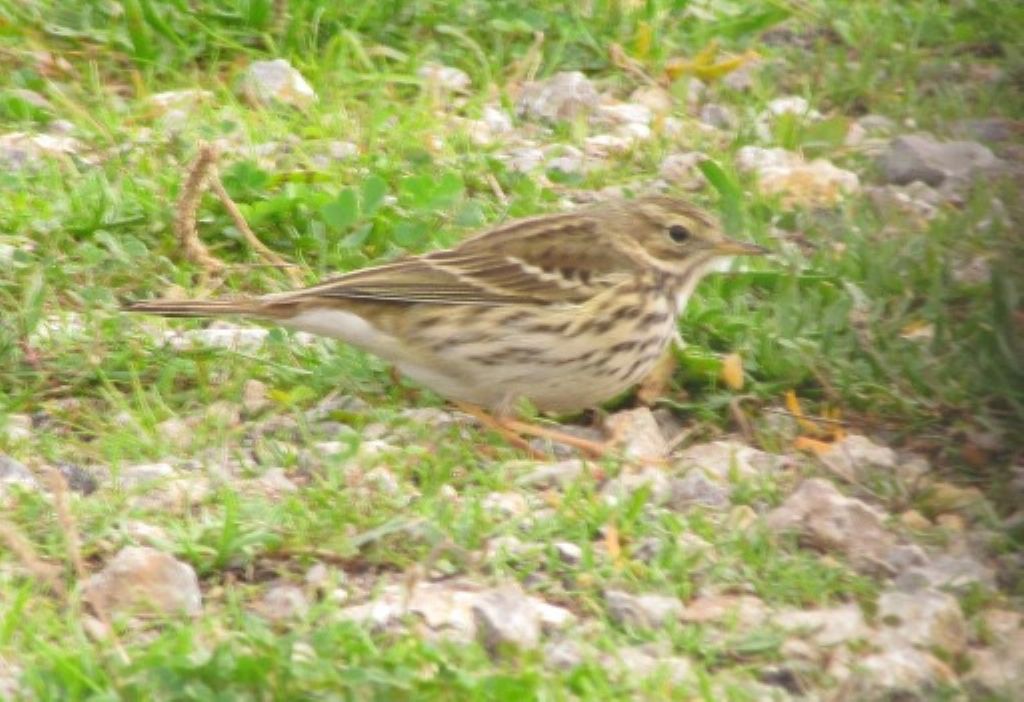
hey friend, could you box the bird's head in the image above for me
[610,195,767,276]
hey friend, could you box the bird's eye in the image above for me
[668,224,691,243]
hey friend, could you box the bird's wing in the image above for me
[270,213,638,307]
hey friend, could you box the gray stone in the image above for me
[517,459,588,488]
[472,585,542,653]
[601,466,671,506]
[658,151,707,190]
[877,588,967,654]
[674,440,781,481]
[82,546,201,617]
[56,463,99,495]
[766,478,896,574]
[0,414,31,442]
[773,604,870,647]
[255,584,309,622]
[699,103,737,130]
[543,638,592,670]
[516,71,599,123]
[553,541,583,565]
[843,646,956,701]
[417,63,471,93]
[680,594,768,628]
[965,610,1024,697]
[238,59,317,108]
[668,472,730,510]
[605,589,682,629]
[952,117,1020,143]
[606,643,692,685]
[481,491,529,517]
[858,114,897,133]
[0,131,83,170]
[895,553,996,593]
[117,462,176,489]
[817,434,896,483]
[878,134,1000,186]
[604,407,667,459]
[336,580,573,645]
[0,455,40,496]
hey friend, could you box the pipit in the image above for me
[127,195,765,453]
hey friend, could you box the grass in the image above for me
[1,0,1022,699]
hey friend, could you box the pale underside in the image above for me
[280,275,698,415]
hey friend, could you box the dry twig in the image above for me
[175,143,225,278]
[44,468,87,580]
[0,519,66,598]
[209,173,304,285]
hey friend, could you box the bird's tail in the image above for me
[123,298,268,318]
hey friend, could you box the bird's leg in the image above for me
[455,402,611,458]
[498,417,611,458]
[454,402,549,459]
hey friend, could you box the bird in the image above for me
[127,195,766,453]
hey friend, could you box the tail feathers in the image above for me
[123,298,266,318]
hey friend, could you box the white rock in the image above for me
[737,145,859,207]
[659,151,707,189]
[472,585,541,652]
[83,546,201,617]
[417,63,471,92]
[482,491,529,517]
[146,89,212,113]
[606,643,693,685]
[249,467,299,498]
[604,407,667,459]
[0,454,40,497]
[118,462,176,489]
[594,101,652,128]
[0,131,84,170]
[818,434,896,482]
[516,71,599,122]
[699,103,737,130]
[669,472,730,510]
[965,611,1024,697]
[501,144,546,173]
[1,415,33,442]
[766,478,896,574]
[605,589,682,629]
[239,59,317,108]
[327,140,358,160]
[241,379,269,415]
[554,541,583,565]
[845,646,955,700]
[766,96,818,118]
[601,466,671,506]
[674,440,781,481]
[773,604,870,647]
[585,133,638,156]
[629,85,673,115]
[255,584,309,622]
[336,580,572,645]
[680,594,768,628]
[165,325,269,351]
[877,588,967,654]
[517,459,588,488]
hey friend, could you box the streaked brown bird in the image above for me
[127,195,765,453]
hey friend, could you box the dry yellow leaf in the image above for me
[794,436,834,455]
[720,352,744,390]
[665,40,759,82]
[633,21,653,60]
[604,523,621,564]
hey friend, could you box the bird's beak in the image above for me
[712,238,769,256]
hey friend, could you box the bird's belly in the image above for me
[403,303,677,413]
